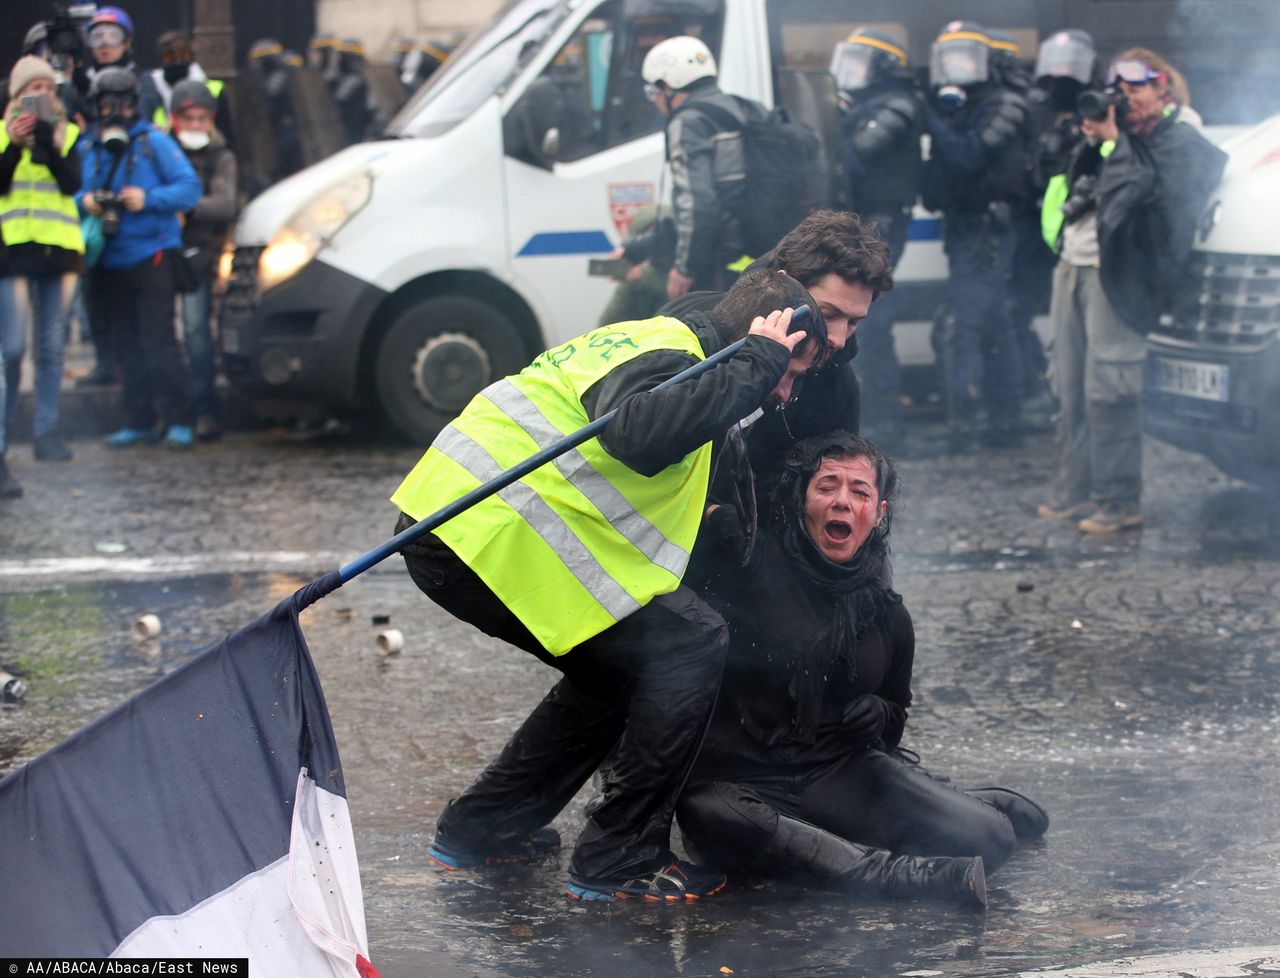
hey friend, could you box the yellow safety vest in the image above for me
[391,317,714,655]
[0,123,84,254]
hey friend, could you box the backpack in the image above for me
[682,96,825,257]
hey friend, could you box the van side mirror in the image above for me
[541,127,560,162]
[503,78,562,170]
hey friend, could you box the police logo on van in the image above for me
[608,182,655,239]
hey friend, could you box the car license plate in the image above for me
[1151,356,1229,402]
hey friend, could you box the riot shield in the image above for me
[287,67,348,165]
[233,71,277,196]
[363,63,409,134]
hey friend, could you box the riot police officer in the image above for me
[332,38,372,145]
[1029,30,1098,192]
[248,38,301,184]
[830,27,923,448]
[988,28,1055,420]
[923,22,1030,448]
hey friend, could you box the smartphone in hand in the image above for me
[20,93,53,122]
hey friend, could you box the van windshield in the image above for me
[388,0,570,138]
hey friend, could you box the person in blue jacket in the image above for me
[77,67,201,448]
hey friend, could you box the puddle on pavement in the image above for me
[4,571,1280,978]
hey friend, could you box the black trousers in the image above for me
[398,516,729,881]
[678,747,1017,873]
[89,253,192,430]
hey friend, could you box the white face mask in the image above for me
[177,129,210,151]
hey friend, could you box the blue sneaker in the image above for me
[105,427,160,449]
[428,826,561,870]
[566,859,727,903]
[163,425,195,450]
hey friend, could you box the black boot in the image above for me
[751,814,987,909]
[0,456,23,499]
[967,787,1049,841]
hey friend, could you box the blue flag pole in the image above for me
[337,305,811,583]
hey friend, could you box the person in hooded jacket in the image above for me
[677,432,1049,906]
[923,22,1030,449]
[1037,48,1226,535]
[0,55,83,463]
[830,29,923,450]
[77,67,201,449]
[170,79,237,443]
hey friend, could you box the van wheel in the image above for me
[375,295,528,443]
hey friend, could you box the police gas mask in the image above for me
[935,85,967,112]
[95,94,134,152]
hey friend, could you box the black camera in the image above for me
[47,4,95,56]
[1060,173,1099,224]
[94,190,123,236]
[1077,88,1128,123]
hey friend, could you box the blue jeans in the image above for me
[0,273,74,438]
[180,279,220,419]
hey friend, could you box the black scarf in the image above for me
[772,512,900,743]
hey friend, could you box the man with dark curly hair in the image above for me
[663,209,895,505]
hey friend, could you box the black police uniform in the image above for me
[925,79,1030,443]
[842,78,923,441]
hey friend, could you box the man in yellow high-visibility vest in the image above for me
[392,268,845,902]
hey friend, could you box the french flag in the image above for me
[0,572,379,977]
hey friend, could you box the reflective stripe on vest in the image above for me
[391,317,713,654]
[431,424,644,625]
[0,123,84,254]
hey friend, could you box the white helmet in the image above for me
[642,36,717,91]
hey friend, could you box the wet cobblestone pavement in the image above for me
[1,421,1278,977]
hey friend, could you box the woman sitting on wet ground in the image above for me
[677,432,1048,908]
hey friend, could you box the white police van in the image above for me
[222,0,1278,442]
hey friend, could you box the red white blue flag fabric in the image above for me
[0,572,380,977]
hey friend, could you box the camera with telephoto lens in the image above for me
[1077,88,1128,122]
[1060,173,1099,224]
[94,190,123,236]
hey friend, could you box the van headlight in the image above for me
[257,170,373,293]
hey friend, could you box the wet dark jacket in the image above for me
[924,82,1030,214]
[693,519,913,772]
[665,80,756,282]
[582,309,791,477]
[843,78,924,217]
[180,130,237,273]
[658,291,861,504]
[1096,106,1228,332]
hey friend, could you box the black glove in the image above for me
[30,120,54,166]
[705,504,749,560]
[841,693,892,747]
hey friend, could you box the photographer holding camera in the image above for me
[77,67,201,449]
[1037,47,1225,535]
[0,55,83,463]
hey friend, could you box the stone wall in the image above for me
[315,0,506,59]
